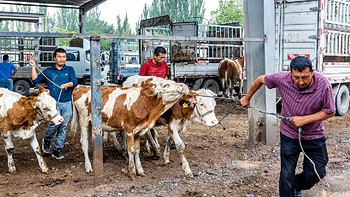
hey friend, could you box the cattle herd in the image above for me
[0,60,245,180]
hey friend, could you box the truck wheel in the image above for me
[201,79,220,95]
[336,85,349,116]
[14,80,30,96]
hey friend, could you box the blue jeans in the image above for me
[44,101,72,150]
[0,79,13,91]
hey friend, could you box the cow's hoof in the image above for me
[9,167,16,173]
[164,160,170,165]
[41,167,49,174]
[137,172,146,177]
[129,174,136,181]
[85,168,93,173]
[185,172,194,178]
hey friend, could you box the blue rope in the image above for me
[247,106,290,120]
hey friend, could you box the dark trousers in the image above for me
[279,134,328,197]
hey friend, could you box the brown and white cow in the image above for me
[71,78,188,179]
[218,57,244,99]
[160,89,218,177]
[124,76,219,178]
[0,86,63,173]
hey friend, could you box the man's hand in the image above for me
[29,59,36,68]
[240,96,250,107]
[60,83,69,90]
[289,116,307,128]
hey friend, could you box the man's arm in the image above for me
[29,60,38,80]
[290,111,335,128]
[240,75,265,106]
[9,69,17,80]
[139,62,148,76]
[61,67,78,90]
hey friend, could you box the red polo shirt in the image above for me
[139,59,169,79]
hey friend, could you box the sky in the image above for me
[97,0,219,30]
[0,0,219,32]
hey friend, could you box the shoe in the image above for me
[295,190,302,197]
[52,148,65,160]
[42,138,51,154]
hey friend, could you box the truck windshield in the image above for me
[66,51,80,61]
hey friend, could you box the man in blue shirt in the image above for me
[0,54,17,91]
[30,48,78,159]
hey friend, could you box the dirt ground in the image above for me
[0,100,350,197]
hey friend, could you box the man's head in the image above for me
[3,54,9,61]
[153,47,166,66]
[53,48,67,67]
[290,56,314,89]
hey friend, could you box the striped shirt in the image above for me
[265,71,335,140]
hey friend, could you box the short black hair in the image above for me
[54,48,67,57]
[290,56,312,72]
[154,47,166,56]
[3,54,9,61]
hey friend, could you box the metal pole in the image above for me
[110,39,120,83]
[79,8,86,34]
[90,36,103,185]
[244,0,277,146]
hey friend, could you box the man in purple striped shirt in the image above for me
[240,56,335,197]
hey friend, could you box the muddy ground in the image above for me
[0,100,349,197]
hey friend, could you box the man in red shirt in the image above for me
[139,47,169,79]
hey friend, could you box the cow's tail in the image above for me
[70,99,80,148]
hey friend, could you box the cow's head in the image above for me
[192,89,218,126]
[127,76,189,104]
[142,78,189,105]
[34,86,64,125]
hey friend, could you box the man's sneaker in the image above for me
[42,138,51,154]
[52,149,65,160]
[295,190,302,197]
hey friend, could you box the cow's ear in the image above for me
[179,100,195,108]
[38,86,45,93]
[28,97,37,108]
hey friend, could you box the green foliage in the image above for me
[139,0,206,24]
[210,0,244,26]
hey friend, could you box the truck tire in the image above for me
[336,85,349,116]
[14,80,30,96]
[200,79,220,95]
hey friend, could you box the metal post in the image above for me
[110,39,120,83]
[79,9,86,34]
[244,0,277,146]
[90,36,103,185]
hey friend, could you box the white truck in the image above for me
[132,16,244,95]
[0,37,107,96]
[276,0,350,115]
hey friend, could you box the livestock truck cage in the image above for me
[276,0,350,115]
[109,15,244,94]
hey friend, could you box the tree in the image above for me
[138,0,205,24]
[56,8,79,32]
[210,0,244,26]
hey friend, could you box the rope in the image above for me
[248,106,328,188]
[32,60,64,102]
[297,128,328,187]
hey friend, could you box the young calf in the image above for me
[0,87,63,173]
[123,76,218,177]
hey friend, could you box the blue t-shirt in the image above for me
[33,65,78,102]
[0,61,17,81]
